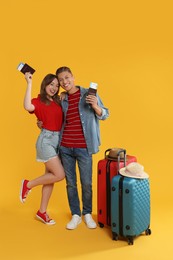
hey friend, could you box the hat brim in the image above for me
[106,155,126,161]
[119,168,149,179]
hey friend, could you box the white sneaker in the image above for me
[66,214,82,230]
[84,214,97,229]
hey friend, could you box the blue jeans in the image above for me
[59,146,93,216]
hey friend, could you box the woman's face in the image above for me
[45,78,59,97]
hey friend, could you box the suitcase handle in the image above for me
[117,149,126,173]
[105,148,126,172]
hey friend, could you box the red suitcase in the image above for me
[97,148,137,228]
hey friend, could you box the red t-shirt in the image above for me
[31,95,63,131]
[61,89,86,147]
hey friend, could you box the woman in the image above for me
[20,72,65,225]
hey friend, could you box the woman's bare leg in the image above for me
[27,156,65,189]
[39,182,54,213]
[34,157,65,223]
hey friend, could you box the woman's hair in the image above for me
[40,74,60,105]
[56,66,72,76]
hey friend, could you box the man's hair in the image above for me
[56,66,72,76]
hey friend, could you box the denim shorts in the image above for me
[36,129,60,162]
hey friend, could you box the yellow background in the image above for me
[0,0,173,259]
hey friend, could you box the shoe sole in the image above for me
[36,215,56,225]
[19,180,27,203]
[19,180,31,203]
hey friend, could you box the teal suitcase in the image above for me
[111,175,151,245]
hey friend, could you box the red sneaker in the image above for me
[20,180,31,203]
[36,210,56,225]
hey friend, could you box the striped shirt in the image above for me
[60,89,87,148]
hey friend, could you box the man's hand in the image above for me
[86,95,98,107]
[85,95,102,116]
[37,119,43,129]
[60,91,66,101]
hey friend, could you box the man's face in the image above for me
[57,71,75,92]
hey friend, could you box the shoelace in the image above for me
[43,212,52,222]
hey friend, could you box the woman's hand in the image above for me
[25,72,32,83]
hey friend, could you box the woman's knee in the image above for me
[54,171,65,182]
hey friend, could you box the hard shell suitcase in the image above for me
[111,174,151,245]
[97,149,137,228]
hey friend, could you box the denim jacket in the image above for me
[60,86,109,155]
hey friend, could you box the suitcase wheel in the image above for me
[127,236,134,245]
[98,222,104,228]
[145,228,152,235]
[112,232,118,241]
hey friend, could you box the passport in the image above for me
[17,62,35,74]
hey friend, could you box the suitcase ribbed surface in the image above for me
[123,178,150,236]
[111,176,150,237]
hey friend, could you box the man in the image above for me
[56,66,109,230]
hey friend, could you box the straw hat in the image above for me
[106,148,126,161]
[119,162,149,179]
